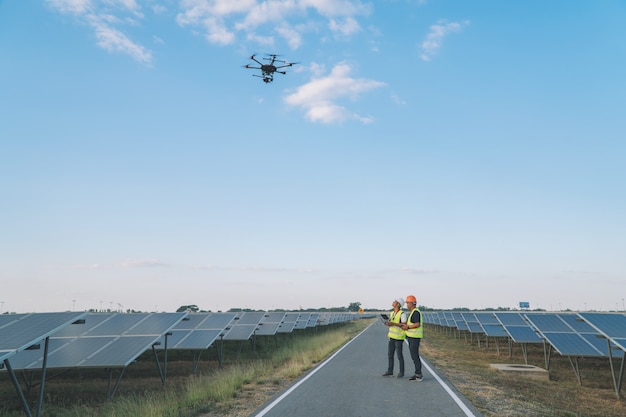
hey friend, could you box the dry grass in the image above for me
[421,325,626,417]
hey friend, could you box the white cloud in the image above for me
[329,16,360,36]
[88,15,153,63]
[420,19,469,61]
[178,0,370,47]
[246,32,276,48]
[203,16,236,45]
[283,62,385,123]
[47,0,153,64]
[299,0,371,17]
[48,0,372,59]
[46,0,92,15]
[275,22,303,49]
[152,4,167,14]
[234,0,298,31]
[390,93,406,105]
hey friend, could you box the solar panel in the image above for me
[429,311,443,326]
[540,332,604,357]
[525,313,606,357]
[578,313,626,339]
[263,312,287,322]
[473,313,508,337]
[255,312,286,336]
[461,313,484,334]
[282,313,299,323]
[576,313,626,396]
[558,314,596,333]
[0,312,88,354]
[504,325,543,343]
[307,313,319,327]
[295,313,311,329]
[221,312,265,341]
[451,312,468,330]
[277,313,299,333]
[82,313,153,336]
[222,325,257,341]
[152,312,237,350]
[6,312,187,370]
[171,329,223,349]
[235,312,266,325]
[481,324,510,337]
[255,322,282,336]
[201,312,237,329]
[524,313,571,332]
[277,321,297,333]
[317,313,332,325]
[579,333,618,354]
[493,312,543,343]
[443,312,456,327]
[494,312,528,326]
[474,312,499,325]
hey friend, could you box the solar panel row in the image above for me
[1,311,368,371]
[1,311,372,416]
[424,311,626,396]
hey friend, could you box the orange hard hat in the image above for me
[405,295,417,303]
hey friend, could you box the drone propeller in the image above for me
[248,54,263,65]
[275,62,298,69]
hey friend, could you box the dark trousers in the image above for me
[387,338,405,374]
[407,337,422,376]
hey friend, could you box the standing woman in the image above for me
[382,297,407,378]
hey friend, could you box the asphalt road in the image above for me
[250,321,485,417]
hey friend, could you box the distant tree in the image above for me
[176,304,199,313]
[347,302,361,312]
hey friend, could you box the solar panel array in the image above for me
[424,310,626,396]
[1,311,367,366]
[1,310,371,415]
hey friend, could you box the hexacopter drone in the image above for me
[244,54,298,84]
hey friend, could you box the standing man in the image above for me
[382,297,407,378]
[402,295,423,381]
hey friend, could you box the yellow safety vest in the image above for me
[387,310,406,340]
[405,307,423,339]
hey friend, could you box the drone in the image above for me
[244,54,298,83]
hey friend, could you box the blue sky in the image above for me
[1,0,625,314]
